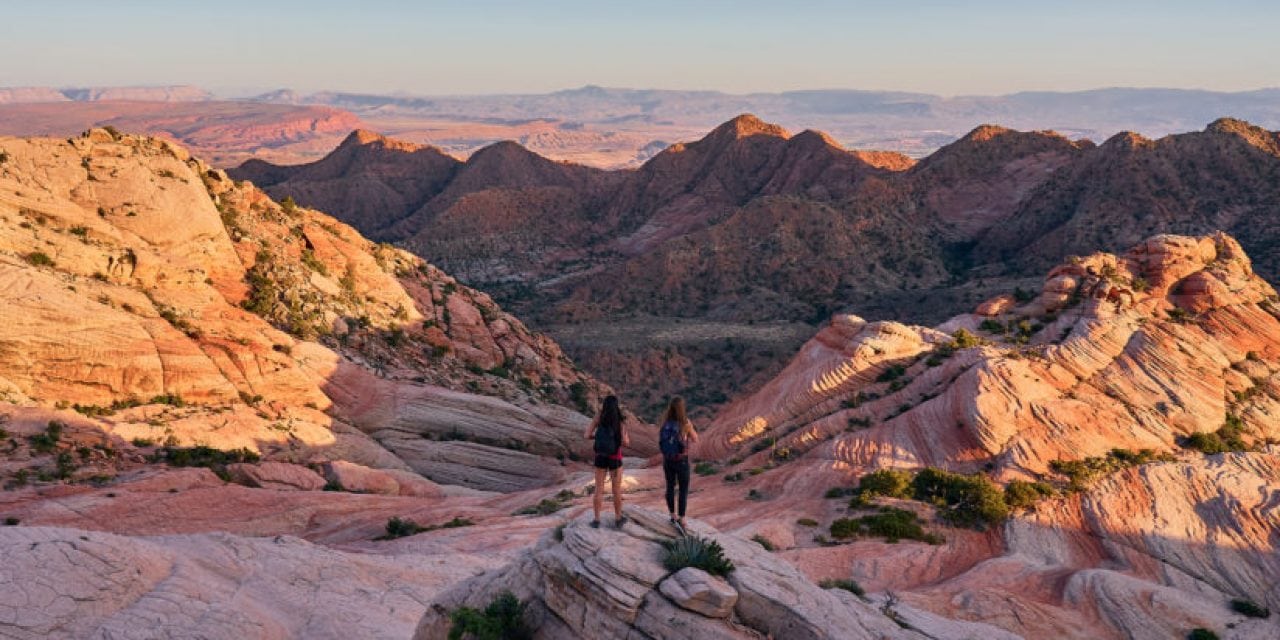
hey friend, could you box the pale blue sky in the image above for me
[1,0,1277,96]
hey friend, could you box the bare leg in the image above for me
[611,467,624,519]
[592,467,605,523]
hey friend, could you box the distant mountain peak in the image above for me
[338,129,431,154]
[707,113,791,142]
[960,124,1014,142]
[1204,117,1280,155]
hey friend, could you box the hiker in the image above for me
[659,396,699,528]
[584,395,629,528]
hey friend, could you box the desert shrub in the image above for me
[1050,448,1174,491]
[24,251,54,267]
[1230,598,1270,618]
[380,516,425,539]
[750,436,775,453]
[149,393,185,407]
[876,364,907,383]
[751,534,776,551]
[1167,307,1192,323]
[568,381,590,414]
[831,507,944,544]
[978,319,1005,333]
[28,421,64,454]
[857,469,913,500]
[0,150,8,164]
[911,467,1008,529]
[746,488,764,500]
[279,196,298,215]
[152,445,259,480]
[693,462,717,476]
[3,517,18,526]
[660,534,735,577]
[1187,629,1218,640]
[0,427,7,440]
[68,225,88,237]
[378,515,474,540]
[723,472,744,483]
[516,499,564,516]
[448,591,531,640]
[1004,480,1055,509]
[300,249,328,275]
[102,125,122,140]
[796,518,819,527]
[825,487,853,499]
[951,328,983,349]
[1183,414,1250,454]
[131,438,155,448]
[819,578,865,597]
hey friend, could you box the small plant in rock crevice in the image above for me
[660,534,735,577]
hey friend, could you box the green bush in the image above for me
[796,518,819,527]
[24,252,55,267]
[1004,480,1054,510]
[300,249,328,275]
[1050,448,1174,491]
[380,516,425,540]
[819,578,865,597]
[830,507,944,544]
[1183,414,1250,454]
[824,487,853,499]
[661,534,735,577]
[3,517,18,526]
[1187,629,1218,640]
[448,591,531,640]
[857,469,913,500]
[1230,598,1270,618]
[693,462,717,476]
[978,319,1005,333]
[876,364,907,383]
[751,534,776,551]
[516,498,567,516]
[911,467,1008,529]
[28,421,64,454]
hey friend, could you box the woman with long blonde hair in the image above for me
[657,396,699,528]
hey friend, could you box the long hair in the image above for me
[599,395,623,434]
[662,396,695,440]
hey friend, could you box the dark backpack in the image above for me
[594,420,622,456]
[659,421,686,460]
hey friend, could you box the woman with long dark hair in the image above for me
[657,396,699,529]
[584,395,629,528]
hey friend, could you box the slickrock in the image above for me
[412,506,1009,640]
[0,129,628,495]
[0,525,481,640]
[704,233,1280,478]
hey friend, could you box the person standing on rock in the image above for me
[585,395,630,528]
[658,396,699,530]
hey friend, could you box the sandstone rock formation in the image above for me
[231,116,1280,422]
[0,129,636,497]
[412,506,1015,640]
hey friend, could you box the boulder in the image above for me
[225,462,326,491]
[321,460,442,497]
[659,567,738,618]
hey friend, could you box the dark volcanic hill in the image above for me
[231,115,1280,417]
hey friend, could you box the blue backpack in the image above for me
[659,421,686,460]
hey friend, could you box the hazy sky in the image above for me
[1,0,1277,96]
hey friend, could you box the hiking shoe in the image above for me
[590,519,600,529]
[615,515,629,529]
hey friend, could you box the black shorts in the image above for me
[593,454,622,470]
